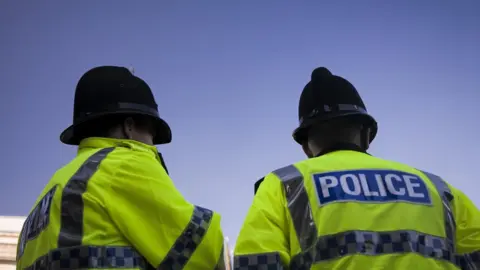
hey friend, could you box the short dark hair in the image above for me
[74,114,152,140]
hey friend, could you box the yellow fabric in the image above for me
[235,150,475,270]
[235,172,291,267]
[452,187,480,255]
[17,137,224,270]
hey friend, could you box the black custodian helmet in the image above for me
[292,67,377,144]
[60,66,172,145]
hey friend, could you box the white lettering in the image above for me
[359,174,379,196]
[403,175,425,198]
[340,174,361,195]
[385,174,405,195]
[314,171,432,207]
[319,176,338,198]
[375,174,387,196]
[18,186,57,258]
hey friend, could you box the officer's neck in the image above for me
[313,142,367,158]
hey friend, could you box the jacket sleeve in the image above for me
[234,173,290,269]
[453,187,480,268]
[105,152,225,269]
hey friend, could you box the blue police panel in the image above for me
[312,170,432,206]
[18,185,57,257]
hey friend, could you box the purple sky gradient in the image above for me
[1,1,479,245]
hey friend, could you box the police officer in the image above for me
[16,66,226,270]
[234,67,480,269]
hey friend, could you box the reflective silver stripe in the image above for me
[424,168,480,269]
[58,147,115,247]
[291,230,458,267]
[273,165,317,251]
[265,166,460,269]
[23,245,147,270]
[420,170,456,259]
[234,252,284,270]
[457,251,480,269]
[158,205,214,269]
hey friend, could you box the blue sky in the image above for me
[1,1,479,246]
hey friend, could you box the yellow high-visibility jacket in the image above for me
[17,137,225,270]
[234,150,480,270]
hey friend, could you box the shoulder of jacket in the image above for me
[415,168,455,200]
[95,147,163,176]
[254,163,304,194]
[378,158,451,185]
[105,146,157,162]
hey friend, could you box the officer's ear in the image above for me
[123,117,135,140]
[302,142,314,158]
[360,126,371,150]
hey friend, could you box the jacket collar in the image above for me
[314,142,368,157]
[78,137,159,159]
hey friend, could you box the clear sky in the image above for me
[1,1,479,247]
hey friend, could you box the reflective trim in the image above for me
[254,166,460,269]
[291,230,457,268]
[420,170,456,260]
[58,147,115,247]
[234,252,284,270]
[273,165,317,251]
[23,246,147,270]
[457,251,480,269]
[158,205,214,269]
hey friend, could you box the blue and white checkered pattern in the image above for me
[289,230,457,269]
[234,230,460,270]
[235,168,469,269]
[234,252,284,270]
[24,246,148,270]
[457,251,480,269]
[158,205,214,269]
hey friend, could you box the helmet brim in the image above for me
[292,111,377,145]
[60,111,172,145]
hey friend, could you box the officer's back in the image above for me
[234,68,480,270]
[287,145,457,269]
[17,66,226,270]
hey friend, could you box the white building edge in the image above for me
[0,216,25,269]
[0,216,233,270]
[223,237,233,270]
